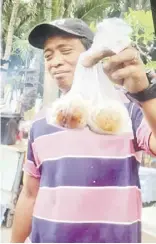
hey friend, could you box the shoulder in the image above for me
[30,106,63,141]
[33,106,47,121]
[31,107,47,130]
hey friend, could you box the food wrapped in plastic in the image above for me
[88,99,132,135]
[48,93,90,129]
[48,18,133,135]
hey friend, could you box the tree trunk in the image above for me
[122,0,131,12]
[3,0,20,61]
[138,0,143,9]
[0,71,7,107]
[0,0,3,58]
[1,0,20,107]
[120,0,130,17]
[131,0,136,10]
[44,0,52,21]
[143,0,150,10]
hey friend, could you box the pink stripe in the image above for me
[34,187,141,223]
[25,237,31,243]
[23,160,40,178]
[136,119,156,156]
[32,143,41,167]
[33,128,135,163]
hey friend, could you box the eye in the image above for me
[44,51,53,60]
[45,55,52,61]
[61,49,72,55]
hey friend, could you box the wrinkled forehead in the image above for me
[44,35,82,51]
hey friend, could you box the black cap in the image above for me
[28,18,94,49]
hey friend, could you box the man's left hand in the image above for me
[83,47,149,93]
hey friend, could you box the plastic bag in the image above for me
[91,18,132,54]
[48,18,133,135]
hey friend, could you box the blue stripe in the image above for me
[30,217,141,243]
[124,102,143,152]
[40,157,140,188]
[32,118,64,140]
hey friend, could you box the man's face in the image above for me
[44,35,86,93]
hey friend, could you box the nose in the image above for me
[49,52,64,68]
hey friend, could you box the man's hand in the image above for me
[82,47,156,155]
[83,47,149,93]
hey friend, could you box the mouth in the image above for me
[52,71,70,78]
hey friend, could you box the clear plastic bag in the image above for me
[92,18,132,54]
[48,18,133,135]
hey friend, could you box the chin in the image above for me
[56,78,72,93]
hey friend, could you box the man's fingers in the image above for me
[103,48,141,72]
[110,65,138,80]
[82,47,141,68]
[82,49,114,67]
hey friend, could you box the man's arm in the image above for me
[141,98,156,154]
[11,174,40,243]
[11,122,41,243]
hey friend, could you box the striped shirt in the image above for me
[24,93,155,243]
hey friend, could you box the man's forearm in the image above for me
[11,190,36,243]
[141,98,156,153]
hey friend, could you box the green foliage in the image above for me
[89,21,97,32]
[2,0,13,42]
[145,61,156,69]
[12,36,34,61]
[124,8,155,45]
[63,0,76,18]
[2,0,114,62]
[51,0,65,19]
[124,8,156,68]
[73,0,115,24]
[4,0,154,68]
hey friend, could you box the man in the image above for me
[11,18,156,243]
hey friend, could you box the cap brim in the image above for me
[28,23,83,49]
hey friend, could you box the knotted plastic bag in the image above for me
[48,18,133,135]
